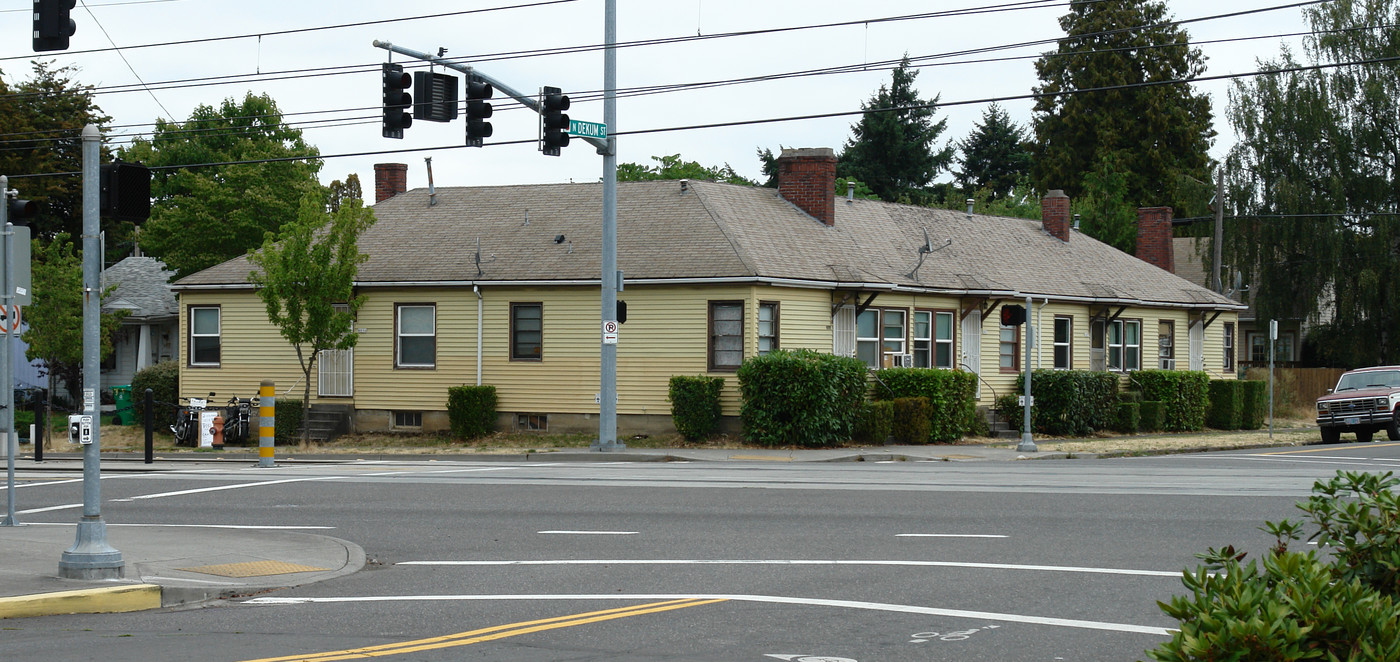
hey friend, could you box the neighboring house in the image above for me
[172,149,1244,435]
[101,256,179,387]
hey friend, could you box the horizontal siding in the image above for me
[179,292,313,403]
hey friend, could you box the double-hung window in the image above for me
[1053,316,1072,370]
[189,306,220,367]
[708,301,743,371]
[855,308,907,368]
[913,310,954,369]
[1223,322,1236,371]
[1107,319,1141,372]
[758,302,779,356]
[999,315,1019,372]
[1158,320,1175,369]
[511,303,543,361]
[396,304,436,368]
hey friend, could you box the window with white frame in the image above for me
[999,321,1019,371]
[1107,319,1141,372]
[913,311,932,368]
[1053,316,1072,370]
[189,306,220,366]
[856,309,880,367]
[708,301,743,371]
[855,308,908,368]
[396,304,436,368]
[913,310,954,369]
[1158,320,1175,369]
[758,302,779,355]
[1224,322,1236,371]
[882,309,906,361]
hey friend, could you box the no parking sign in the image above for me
[602,320,618,345]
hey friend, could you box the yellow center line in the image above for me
[1258,442,1400,455]
[239,598,726,662]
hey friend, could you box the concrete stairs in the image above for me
[302,404,352,443]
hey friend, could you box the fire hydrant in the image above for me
[211,415,224,447]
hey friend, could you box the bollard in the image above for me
[34,397,44,463]
[258,380,275,467]
[143,388,153,464]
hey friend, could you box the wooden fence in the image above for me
[1243,367,1345,412]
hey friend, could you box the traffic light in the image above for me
[617,300,627,325]
[1000,304,1026,327]
[33,0,77,53]
[100,161,151,223]
[6,198,36,225]
[464,78,493,147]
[381,63,412,139]
[412,71,458,123]
[540,86,569,157]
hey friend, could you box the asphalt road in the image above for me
[3,441,1397,662]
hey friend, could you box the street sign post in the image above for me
[568,120,607,140]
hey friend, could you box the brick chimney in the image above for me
[1135,206,1175,273]
[374,163,408,203]
[777,147,837,226]
[1041,189,1070,242]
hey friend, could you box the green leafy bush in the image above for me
[1147,471,1400,661]
[1114,402,1140,433]
[1239,380,1267,430]
[996,393,1023,432]
[668,376,724,441]
[275,398,302,445]
[999,370,1118,436]
[1139,401,1165,433]
[872,368,979,442]
[890,397,932,444]
[131,360,180,430]
[737,349,867,447]
[1206,380,1243,430]
[447,385,498,440]
[1133,370,1209,431]
[853,400,894,444]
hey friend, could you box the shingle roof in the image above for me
[175,180,1242,310]
[102,256,178,321]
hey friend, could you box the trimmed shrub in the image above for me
[1114,401,1140,433]
[1120,390,1142,404]
[1239,380,1267,430]
[1206,380,1243,430]
[996,393,1022,432]
[891,397,932,444]
[668,376,724,441]
[1133,370,1209,431]
[1139,401,1165,433]
[872,368,979,442]
[1007,370,1119,436]
[275,398,303,445]
[854,400,894,444]
[447,385,497,440]
[131,360,180,430]
[737,349,867,448]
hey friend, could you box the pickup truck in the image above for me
[1315,366,1400,443]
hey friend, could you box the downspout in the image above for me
[1035,297,1050,369]
[474,285,483,386]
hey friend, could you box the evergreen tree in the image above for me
[325,173,362,213]
[838,56,955,203]
[954,103,1032,200]
[1031,0,1214,210]
[615,154,755,185]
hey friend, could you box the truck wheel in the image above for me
[1321,427,1341,444]
[1389,420,1400,441]
[1356,429,1374,443]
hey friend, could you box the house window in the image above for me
[1108,320,1141,372]
[511,303,543,361]
[882,309,906,364]
[709,301,743,371]
[1158,320,1175,370]
[1224,322,1236,371]
[999,309,1020,372]
[758,302,779,356]
[1053,316,1072,370]
[517,414,548,431]
[856,308,907,368]
[913,310,954,369]
[393,411,422,428]
[396,304,436,368]
[189,306,220,366]
[1248,331,1296,363]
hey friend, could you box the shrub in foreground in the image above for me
[668,376,724,441]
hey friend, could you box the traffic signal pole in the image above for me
[1,175,14,527]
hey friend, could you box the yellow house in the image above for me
[172,148,1244,436]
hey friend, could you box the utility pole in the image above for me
[58,124,122,579]
[1017,295,1037,453]
[1,175,14,527]
[1212,167,1224,294]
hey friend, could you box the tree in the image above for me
[838,56,955,204]
[1223,0,1400,366]
[247,194,374,446]
[121,92,322,279]
[954,103,1033,200]
[325,173,362,213]
[1031,0,1214,211]
[615,154,756,185]
[21,233,126,404]
[1073,154,1139,253]
[0,62,114,241]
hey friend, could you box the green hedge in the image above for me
[737,349,867,447]
[1206,380,1244,430]
[1133,370,1209,431]
[871,368,979,442]
[1239,380,1267,430]
[447,385,497,440]
[854,400,894,445]
[998,370,1119,435]
[1140,401,1165,433]
[1114,402,1141,433]
[131,360,180,430]
[668,376,724,441]
[891,397,932,444]
[275,398,302,445]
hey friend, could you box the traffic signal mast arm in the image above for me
[372,40,610,155]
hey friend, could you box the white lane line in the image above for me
[538,530,638,535]
[896,534,1007,538]
[126,476,342,500]
[18,502,83,514]
[358,466,537,477]
[18,522,334,530]
[6,478,83,489]
[396,559,1179,577]
[242,593,1171,636]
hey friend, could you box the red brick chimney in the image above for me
[777,148,837,226]
[1041,189,1070,242]
[374,163,408,203]
[1135,206,1175,273]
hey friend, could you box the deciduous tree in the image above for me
[615,154,755,185]
[21,233,126,403]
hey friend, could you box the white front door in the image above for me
[1188,322,1204,372]
[961,309,982,397]
[318,304,354,397]
[833,306,856,358]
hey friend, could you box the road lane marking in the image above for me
[237,598,723,661]
[896,534,1007,538]
[21,522,334,530]
[242,593,1171,636]
[1257,442,1400,454]
[538,530,638,535]
[395,559,1178,577]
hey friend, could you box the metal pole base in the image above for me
[0,516,21,527]
[58,517,124,579]
[1016,432,1038,453]
[590,440,627,452]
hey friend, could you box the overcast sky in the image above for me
[1,0,1314,194]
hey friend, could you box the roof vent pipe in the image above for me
[1073,213,1080,230]
[966,198,975,219]
[679,179,688,194]
[846,182,854,202]
[425,157,437,207]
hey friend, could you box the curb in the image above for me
[0,583,161,619]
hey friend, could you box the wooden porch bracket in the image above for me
[960,297,1002,322]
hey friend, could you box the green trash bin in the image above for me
[111,385,133,425]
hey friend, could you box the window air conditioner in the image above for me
[899,353,914,368]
